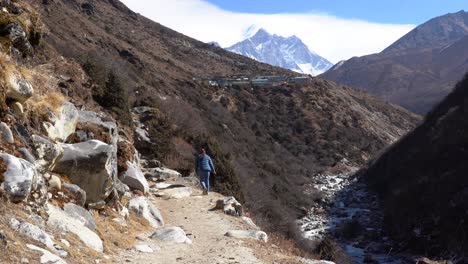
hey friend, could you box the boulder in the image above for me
[11,102,24,116]
[26,244,67,264]
[32,135,64,171]
[3,23,33,56]
[241,216,260,230]
[9,218,67,257]
[62,183,86,207]
[225,230,268,242]
[42,102,78,142]
[0,122,14,143]
[48,175,61,191]
[154,187,192,199]
[135,127,151,143]
[18,148,35,164]
[144,167,181,180]
[134,244,153,253]
[128,196,164,228]
[52,140,115,203]
[215,196,243,217]
[150,227,192,244]
[63,203,96,231]
[0,153,37,202]
[5,69,33,102]
[120,161,149,193]
[47,204,103,252]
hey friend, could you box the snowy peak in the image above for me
[227,28,332,75]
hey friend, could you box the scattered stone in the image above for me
[42,102,79,142]
[18,148,35,164]
[5,69,33,102]
[52,140,115,203]
[11,101,24,116]
[134,244,153,253]
[301,259,336,264]
[128,197,164,228]
[48,175,61,191]
[0,122,14,143]
[60,239,70,248]
[87,201,106,210]
[0,153,37,202]
[112,218,127,227]
[215,196,243,217]
[120,161,149,193]
[154,182,172,189]
[64,203,97,231]
[62,183,86,207]
[9,218,67,257]
[134,127,151,143]
[225,230,268,242]
[0,232,7,247]
[154,187,193,199]
[26,244,66,264]
[150,227,192,244]
[21,258,29,263]
[47,204,103,252]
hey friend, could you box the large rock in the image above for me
[225,230,268,242]
[62,183,86,207]
[43,102,78,142]
[47,204,103,252]
[52,140,115,203]
[0,153,37,202]
[26,244,67,264]
[32,135,64,172]
[5,69,33,102]
[120,161,149,193]
[9,218,67,257]
[215,196,243,217]
[0,122,14,143]
[63,203,96,231]
[150,227,192,244]
[144,167,181,180]
[128,196,164,228]
[3,23,33,56]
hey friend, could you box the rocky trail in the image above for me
[298,161,409,264]
[117,178,329,264]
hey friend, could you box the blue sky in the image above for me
[205,0,467,24]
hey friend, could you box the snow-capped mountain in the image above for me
[226,28,333,75]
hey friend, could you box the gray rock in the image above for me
[139,159,162,168]
[0,153,37,202]
[135,127,151,143]
[18,148,35,164]
[11,102,24,116]
[87,201,106,210]
[144,167,181,180]
[5,70,33,102]
[63,203,96,231]
[32,135,64,172]
[120,161,149,193]
[134,244,153,253]
[52,140,115,203]
[132,106,154,114]
[225,230,268,242]
[150,227,192,244]
[48,175,61,191]
[62,183,86,207]
[301,259,336,264]
[0,122,14,143]
[4,23,33,57]
[26,244,67,264]
[9,218,67,257]
[241,216,260,230]
[154,187,193,199]
[47,204,103,252]
[128,196,164,228]
[215,196,243,217]
[42,102,78,142]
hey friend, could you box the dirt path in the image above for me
[116,182,311,264]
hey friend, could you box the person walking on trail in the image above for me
[195,148,216,195]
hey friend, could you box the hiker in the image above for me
[195,148,216,195]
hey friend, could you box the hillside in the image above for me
[321,10,468,114]
[30,0,421,233]
[359,74,468,261]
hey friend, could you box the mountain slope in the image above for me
[227,29,333,75]
[321,10,468,114]
[360,74,468,260]
[30,0,419,248]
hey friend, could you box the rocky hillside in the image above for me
[26,0,422,242]
[359,74,468,261]
[321,10,468,114]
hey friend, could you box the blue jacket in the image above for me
[195,154,215,172]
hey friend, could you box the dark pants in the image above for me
[199,170,210,192]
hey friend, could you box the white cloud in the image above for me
[120,0,415,63]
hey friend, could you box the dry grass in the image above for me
[27,92,65,118]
